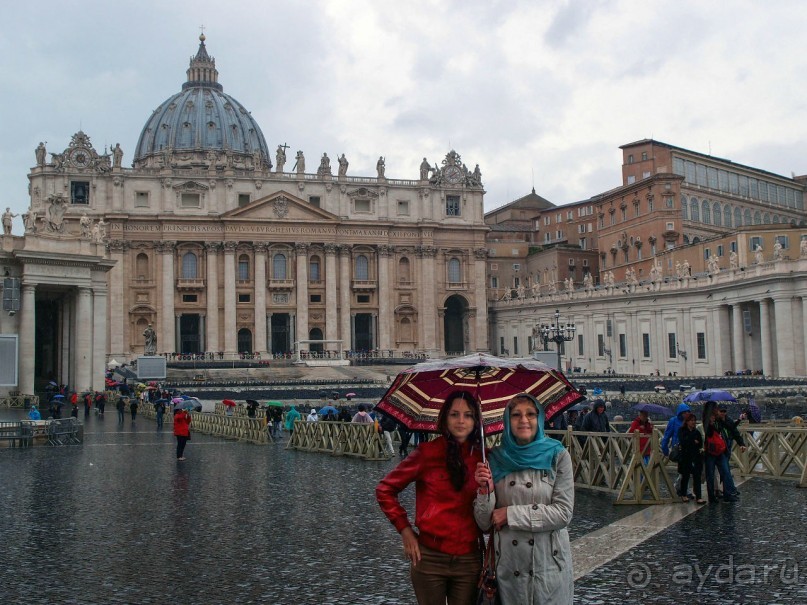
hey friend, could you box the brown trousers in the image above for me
[410,544,481,605]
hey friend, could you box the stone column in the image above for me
[419,246,438,353]
[223,241,237,354]
[377,245,393,351]
[159,241,176,354]
[75,287,93,392]
[339,245,352,350]
[324,244,338,345]
[802,297,807,376]
[92,287,108,392]
[205,243,220,353]
[253,243,267,355]
[732,303,745,372]
[773,297,795,377]
[107,240,127,359]
[473,248,489,352]
[759,299,773,377]
[295,243,309,351]
[18,284,36,395]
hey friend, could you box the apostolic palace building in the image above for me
[1,35,489,394]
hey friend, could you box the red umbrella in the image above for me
[376,353,584,437]
[222,399,237,407]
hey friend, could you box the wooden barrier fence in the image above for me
[286,420,390,461]
[138,403,273,444]
[1,395,39,408]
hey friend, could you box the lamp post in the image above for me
[539,309,576,373]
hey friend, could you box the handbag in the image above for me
[477,532,500,605]
[669,443,681,462]
[706,431,726,456]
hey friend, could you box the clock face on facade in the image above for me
[69,148,90,168]
[444,165,462,184]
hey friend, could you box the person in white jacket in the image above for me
[474,393,574,604]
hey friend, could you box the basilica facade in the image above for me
[22,35,490,371]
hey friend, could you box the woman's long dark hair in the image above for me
[436,390,482,491]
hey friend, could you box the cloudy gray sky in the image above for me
[2,0,806,229]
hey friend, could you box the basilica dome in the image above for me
[133,35,270,170]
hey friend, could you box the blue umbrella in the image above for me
[51,394,65,400]
[683,389,737,403]
[632,402,674,418]
[176,400,197,410]
[318,405,339,416]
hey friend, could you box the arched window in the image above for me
[753,211,761,225]
[309,255,321,281]
[690,199,699,222]
[273,253,287,279]
[398,257,411,283]
[400,317,413,341]
[681,195,689,220]
[182,252,198,279]
[702,200,711,224]
[238,254,250,280]
[136,253,149,280]
[734,208,743,227]
[724,206,732,227]
[355,255,369,280]
[772,214,780,224]
[744,209,752,225]
[448,258,461,284]
[237,328,252,353]
[713,202,721,226]
[683,235,690,245]
[763,213,771,224]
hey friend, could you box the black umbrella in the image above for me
[632,403,674,418]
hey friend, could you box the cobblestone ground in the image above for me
[2,409,799,604]
[575,477,807,604]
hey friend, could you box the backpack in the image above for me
[706,430,726,456]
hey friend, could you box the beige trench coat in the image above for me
[474,448,574,605]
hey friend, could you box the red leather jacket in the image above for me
[376,436,482,556]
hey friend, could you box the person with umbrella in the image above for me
[245,400,259,419]
[154,398,167,429]
[173,406,192,461]
[116,396,127,424]
[661,402,692,498]
[703,403,738,503]
[376,391,484,605]
[474,393,574,604]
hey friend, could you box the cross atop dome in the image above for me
[184,32,221,91]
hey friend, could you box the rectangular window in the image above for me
[238,193,250,207]
[642,333,651,358]
[776,235,789,249]
[627,154,634,164]
[490,276,498,288]
[729,172,739,195]
[749,236,762,251]
[667,333,677,359]
[135,191,150,207]
[181,193,200,208]
[354,199,371,213]
[648,198,654,212]
[513,337,518,356]
[750,178,759,199]
[310,294,322,303]
[446,195,461,216]
[642,171,651,179]
[627,175,636,184]
[309,260,320,281]
[512,264,520,272]
[717,245,724,257]
[238,293,251,303]
[704,248,711,259]
[71,181,90,204]
[641,152,648,161]
[696,332,706,359]
[577,334,584,356]
[567,211,573,220]
[309,196,321,208]
[357,294,370,303]
[696,164,707,186]
[618,334,627,357]
[739,175,749,197]
[718,170,729,192]
[610,213,616,226]
[597,334,605,357]
[730,241,737,253]
[181,294,198,303]
[673,157,685,176]
[500,336,505,355]
[606,320,613,337]
[397,200,409,216]
[685,161,696,183]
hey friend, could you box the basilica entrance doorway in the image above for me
[271,314,291,354]
[354,314,373,351]
[179,314,200,354]
[443,295,467,354]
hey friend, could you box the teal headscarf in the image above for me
[489,393,565,483]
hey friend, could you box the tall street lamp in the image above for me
[539,309,576,373]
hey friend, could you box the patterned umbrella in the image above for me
[376,353,584,435]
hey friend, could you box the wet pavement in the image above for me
[0,409,803,604]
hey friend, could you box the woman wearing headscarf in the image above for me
[376,391,484,605]
[474,393,574,604]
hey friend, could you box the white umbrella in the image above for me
[107,359,121,368]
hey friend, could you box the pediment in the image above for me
[221,191,339,222]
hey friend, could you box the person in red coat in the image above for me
[376,391,483,605]
[173,408,192,461]
[628,409,654,463]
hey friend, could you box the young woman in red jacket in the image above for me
[173,408,192,461]
[376,391,483,605]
